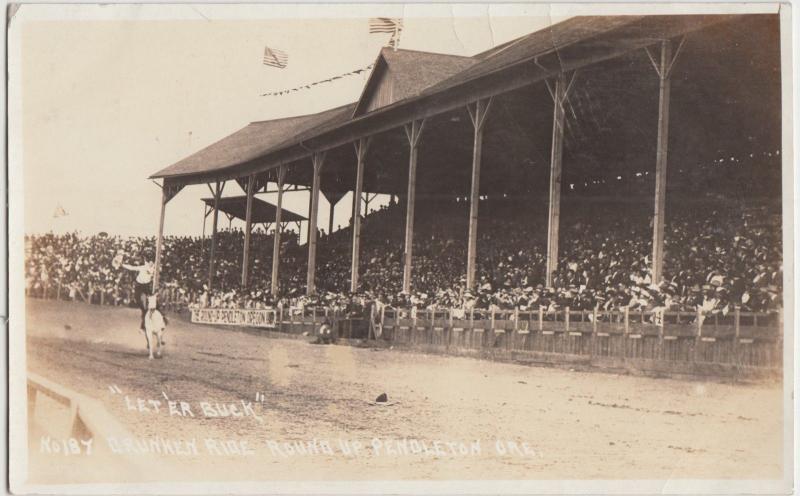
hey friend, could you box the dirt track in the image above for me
[24,298,784,483]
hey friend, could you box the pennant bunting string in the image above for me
[260,63,374,97]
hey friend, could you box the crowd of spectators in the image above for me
[25,196,783,321]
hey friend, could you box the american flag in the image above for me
[263,46,288,68]
[369,17,403,49]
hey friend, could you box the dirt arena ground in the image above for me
[23,298,784,483]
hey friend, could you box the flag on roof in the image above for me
[369,17,403,49]
[263,46,288,68]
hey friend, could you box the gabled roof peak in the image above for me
[352,46,477,117]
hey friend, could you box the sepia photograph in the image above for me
[6,3,794,493]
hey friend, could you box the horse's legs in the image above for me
[144,329,153,359]
[139,293,148,331]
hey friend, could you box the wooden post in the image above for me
[152,186,168,292]
[207,181,223,291]
[696,308,703,337]
[545,73,572,287]
[646,38,684,284]
[402,119,425,293]
[271,166,286,297]
[624,307,630,334]
[351,138,370,293]
[241,174,255,287]
[448,308,454,349]
[307,153,325,295]
[202,204,208,248]
[466,98,492,289]
[328,198,335,237]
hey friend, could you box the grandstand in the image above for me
[25,13,783,372]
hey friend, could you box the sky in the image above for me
[16,4,559,239]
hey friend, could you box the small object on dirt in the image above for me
[609,441,615,446]
[517,380,527,384]
[569,368,575,372]
[302,331,309,336]
[287,364,300,368]
[375,393,388,403]
[64,324,72,330]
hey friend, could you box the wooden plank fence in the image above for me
[381,306,782,370]
[27,285,782,371]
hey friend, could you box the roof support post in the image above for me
[307,153,326,295]
[351,137,371,293]
[543,70,579,287]
[402,119,425,294]
[544,73,569,287]
[328,200,335,236]
[271,166,286,297]
[466,98,492,290]
[202,204,209,246]
[152,190,168,292]
[241,174,255,288]
[208,180,225,291]
[646,37,683,284]
[364,192,373,215]
[152,181,183,292]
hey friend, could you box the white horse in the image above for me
[143,294,166,359]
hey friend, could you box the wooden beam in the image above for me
[402,119,425,293]
[351,137,370,293]
[241,174,255,287]
[202,204,208,243]
[651,39,679,284]
[307,153,326,295]
[208,181,222,291]
[328,200,335,237]
[152,188,168,292]
[271,166,286,297]
[545,74,568,287]
[465,98,492,289]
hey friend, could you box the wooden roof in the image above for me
[152,103,355,179]
[352,48,476,116]
[150,14,778,195]
[202,195,306,223]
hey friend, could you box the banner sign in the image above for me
[191,308,277,328]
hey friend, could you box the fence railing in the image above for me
[275,305,782,370]
[378,306,782,369]
[27,285,782,370]
[25,282,194,313]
